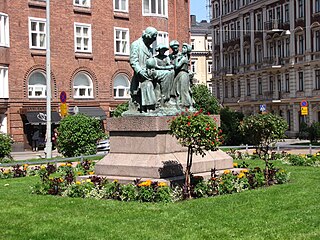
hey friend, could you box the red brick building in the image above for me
[0,0,190,150]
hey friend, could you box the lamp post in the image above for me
[45,0,52,159]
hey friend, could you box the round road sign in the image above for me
[300,100,308,107]
[60,91,67,103]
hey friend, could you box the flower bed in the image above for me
[29,162,290,203]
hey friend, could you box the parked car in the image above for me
[96,138,110,152]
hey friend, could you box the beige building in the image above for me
[210,0,320,137]
[190,15,213,87]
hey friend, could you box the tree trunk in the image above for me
[184,146,193,199]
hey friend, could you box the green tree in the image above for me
[191,84,220,114]
[0,132,13,162]
[239,113,288,184]
[169,110,222,198]
[220,107,244,146]
[57,114,106,157]
[112,102,129,118]
[308,122,320,143]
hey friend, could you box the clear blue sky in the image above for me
[190,0,208,22]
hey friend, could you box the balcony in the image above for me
[263,57,283,68]
[220,67,237,76]
[264,19,284,32]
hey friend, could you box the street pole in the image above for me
[45,0,52,159]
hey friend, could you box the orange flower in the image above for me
[158,182,167,187]
[224,170,231,174]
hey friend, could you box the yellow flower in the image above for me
[158,182,167,187]
[113,179,118,183]
[88,171,94,175]
[59,178,64,182]
[67,163,72,167]
[60,163,66,167]
[240,169,248,173]
[233,163,238,167]
[40,165,46,170]
[138,180,152,187]
[4,169,10,174]
[237,173,245,179]
[86,179,91,183]
[224,170,231,175]
[76,181,81,185]
[77,172,82,176]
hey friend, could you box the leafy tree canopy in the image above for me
[191,84,220,114]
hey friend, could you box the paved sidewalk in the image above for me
[11,149,62,161]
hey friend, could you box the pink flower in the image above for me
[187,122,191,126]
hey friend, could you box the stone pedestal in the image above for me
[95,116,233,183]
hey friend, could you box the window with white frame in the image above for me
[207,40,212,51]
[191,60,196,73]
[244,16,250,35]
[315,69,320,90]
[316,0,320,13]
[0,13,9,47]
[257,78,262,95]
[0,66,8,98]
[28,71,46,98]
[114,0,128,12]
[29,17,46,49]
[297,0,304,18]
[74,0,90,8]
[143,0,167,17]
[285,73,290,92]
[191,39,195,50]
[313,29,320,52]
[74,23,92,53]
[256,12,262,31]
[0,114,7,133]
[207,61,212,73]
[284,4,289,22]
[113,74,130,99]
[296,33,305,55]
[298,71,304,91]
[114,28,129,55]
[73,73,93,98]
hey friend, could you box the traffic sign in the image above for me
[60,91,67,103]
[259,104,266,112]
[301,107,308,115]
[60,103,68,117]
[300,100,308,107]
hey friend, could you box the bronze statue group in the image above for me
[128,27,194,115]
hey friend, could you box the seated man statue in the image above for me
[129,27,158,112]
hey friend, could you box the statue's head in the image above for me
[142,27,158,44]
[169,40,180,52]
[155,43,169,54]
[182,43,192,54]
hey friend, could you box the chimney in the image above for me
[190,15,197,26]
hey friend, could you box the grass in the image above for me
[0,160,319,240]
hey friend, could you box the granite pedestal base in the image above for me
[95,116,233,183]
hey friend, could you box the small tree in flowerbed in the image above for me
[239,113,288,184]
[57,114,106,157]
[0,132,13,162]
[169,109,222,198]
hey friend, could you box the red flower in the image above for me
[207,112,210,115]
[206,127,210,131]
[188,116,191,119]
[199,109,203,113]
[187,122,191,126]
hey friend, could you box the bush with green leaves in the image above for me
[112,102,129,117]
[308,122,320,143]
[191,84,220,114]
[0,132,13,162]
[220,107,244,146]
[57,114,106,157]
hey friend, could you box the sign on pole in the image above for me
[300,100,308,107]
[60,91,67,103]
[259,104,266,113]
[301,106,308,115]
[60,103,68,117]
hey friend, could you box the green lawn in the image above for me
[0,160,319,240]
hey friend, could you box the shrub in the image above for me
[57,114,106,157]
[0,132,13,162]
[220,107,244,146]
[112,102,129,117]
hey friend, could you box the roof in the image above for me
[191,20,211,35]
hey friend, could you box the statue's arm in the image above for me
[130,43,143,74]
[175,56,188,70]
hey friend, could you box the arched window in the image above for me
[73,72,93,98]
[28,71,46,98]
[113,74,130,99]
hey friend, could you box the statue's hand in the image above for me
[139,69,149,80]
